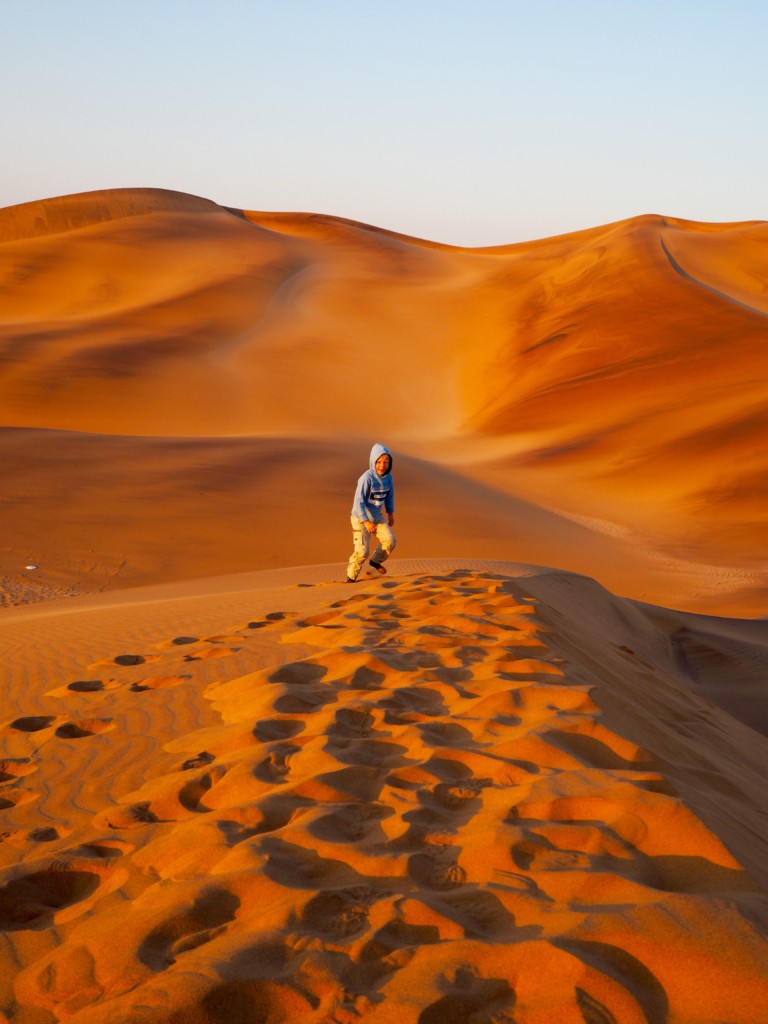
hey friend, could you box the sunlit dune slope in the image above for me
[1,565,768,1022]
[1,188,767,613]
[3,189,765,445]
[461,216,768,529]
[0,188,471,438]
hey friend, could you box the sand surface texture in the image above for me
[1,189,768,614]
[2,189,768,1021]
[2,563,768,1023]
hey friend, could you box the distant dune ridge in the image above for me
[2,188,768,1021]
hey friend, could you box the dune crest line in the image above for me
[660,235,768,318]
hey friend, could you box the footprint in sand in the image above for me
[233,795,309,838]
[180,751,216,771]
[0,788,39,811]
[268,661,328,686]
[167,765,231,815]
[0,758,38,783]
[115,654,162,666]
[417,720,480,749]
[326,736,410,769]
[431,779,489,812]
[348,664,387,690]
[89,653,162,669]
[408,847,467,890]
[273,690,335,715]
[296,610,354,631]
[244,611,287,630]
[358,920,442,972]
[0,868,101,930]
[510,836,594,873]
[253,718,305,742]
[268,662,337,715]
[137,887,240,970]
[46,679,121,698]
[27,827,63,843]
[183,646,240,662]
[301,887,375,940]
[402,778,488,833]
[9,715,61,733]
[67,679,115,693]
[261,837,357,890]
[253,747,297,783]
[98,801,158,830]
[329,706,376,738]
[6,715,114,741]
[130,675,191,692]
[380,685,449,718]
[419,967,515,1024]
[1,826,70,848]
[155,635,199,650]
[329,593,371,609]
[55,719,114,739]
[436,888,520,941]
[0,759,39,812]
[309,802,394,844]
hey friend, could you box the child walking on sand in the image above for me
[346,443,396,582]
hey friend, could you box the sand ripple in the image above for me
[2,570,767,1022]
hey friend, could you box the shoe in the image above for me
[369,561,387,575]
[346,577,357,583]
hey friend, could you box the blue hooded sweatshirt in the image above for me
[351,443,395,522]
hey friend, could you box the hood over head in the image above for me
[370,442,393,476]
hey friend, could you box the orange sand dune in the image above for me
[4,190,768,1022]
[2,188,768,613]
[1,563,768,1023]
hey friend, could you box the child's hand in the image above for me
[364,521,377,534]
[387,514,395,527]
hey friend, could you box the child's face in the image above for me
[375,454,391,474]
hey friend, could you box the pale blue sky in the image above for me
[3,0,766,245]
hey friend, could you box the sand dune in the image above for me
[2,189,768,1019]
[1,563,768,1022]
[1,188,768,613]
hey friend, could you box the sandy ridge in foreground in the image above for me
[1,563,767,1022]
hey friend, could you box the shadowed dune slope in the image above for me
[1,188,768,613]
[1,565,768,1023]
[2,428,765,618]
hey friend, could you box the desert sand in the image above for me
[2,189,768,1022]
[2,562,768,1022]
[1,188,768,614]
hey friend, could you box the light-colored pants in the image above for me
[347,516,397,580]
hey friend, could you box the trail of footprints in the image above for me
[2,571,766,1023]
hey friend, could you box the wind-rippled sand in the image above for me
[2,564,767,1023]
